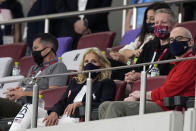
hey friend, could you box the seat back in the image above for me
[176,20,196,41]
[0,43,27,62]
[19,56,35,77]
[62,48,97,70]
[120,28,141,45]
[128,76,167,94]
[114,80,127,101]
[56,37,73,58]
[77,32,115,51]
[0,57,13,77]
[41,86,67,110]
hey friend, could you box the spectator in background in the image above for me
[125,0,163,32]
[27,0,57,54]
[110,2,170,65]
[99,27,196,119]
[9,48,116,130]
[0,0,24,44]
[0,33,68,118]
[123,8,176,83]
[183,1,196,21]
[55,0,112,50]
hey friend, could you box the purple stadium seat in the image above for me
[120,28,141,45]
[56,37,73,58]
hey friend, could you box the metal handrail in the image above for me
[0,56,196,84]
[0,0,194,25]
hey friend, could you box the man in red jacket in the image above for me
[98,26,196,119]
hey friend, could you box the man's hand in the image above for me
[124,96,137,101]
[129,91,140,100]
[43,112,58,126]
[74,20,88,34]
[4,87,24,101]
[64,102,83,116]
[125,70,141,83]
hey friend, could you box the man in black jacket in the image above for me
[124,8,177,83]
[55,0,112,50]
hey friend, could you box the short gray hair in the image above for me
[155,8,176,24]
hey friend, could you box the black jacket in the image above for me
[48,78,116,117]
[55,0,112,37]
[135,38,175,75]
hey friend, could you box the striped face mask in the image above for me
[154,25,170,40]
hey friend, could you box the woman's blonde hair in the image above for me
[75,48,111,84]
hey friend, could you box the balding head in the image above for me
[170,27,192,39]
[169,27,195,57]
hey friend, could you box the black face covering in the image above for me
[146,23,154,33]
[84,63,100,79]
[32,48,51,66]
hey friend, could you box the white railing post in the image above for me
[132,7,137,30]
[121,0,127,37]
[44,18,50,33]
[85,72,92,122]
[178,2,183,23]
[31,78,39,128]
[139,65,147,115]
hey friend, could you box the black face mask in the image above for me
[169,40,189,56]
[146,23,154,33]
[84,63,100,79]
[32,48,50,66]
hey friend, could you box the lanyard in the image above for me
[158,48,168,61]
[148,48,168,71]
[30,60,58,77]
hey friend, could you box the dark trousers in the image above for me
[0,98,22,118]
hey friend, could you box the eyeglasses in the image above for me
[169,36,191,43]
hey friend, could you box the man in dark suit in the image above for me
[55,0,112,50]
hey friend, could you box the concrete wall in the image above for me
[108,0,124,47]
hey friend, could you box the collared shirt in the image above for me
[151,51,196,110]
[23,59,68,91]
[78,0,88,20]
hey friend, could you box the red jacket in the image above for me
[151,51,196,110]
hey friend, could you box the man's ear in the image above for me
[188,39,194,47]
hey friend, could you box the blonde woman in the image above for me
[10,48,116,130]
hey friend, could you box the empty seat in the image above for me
[56,37,73,58]
[40,86,67,110]
[120,28,141,45]
[19,56,35,77]
[77,31,116,51]
[0,57,13,77]
[0,43,27,62]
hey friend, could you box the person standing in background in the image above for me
[0,0,24,44]
[26,0,57,55]
[125,0,163,32]
[55,0,112,50]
